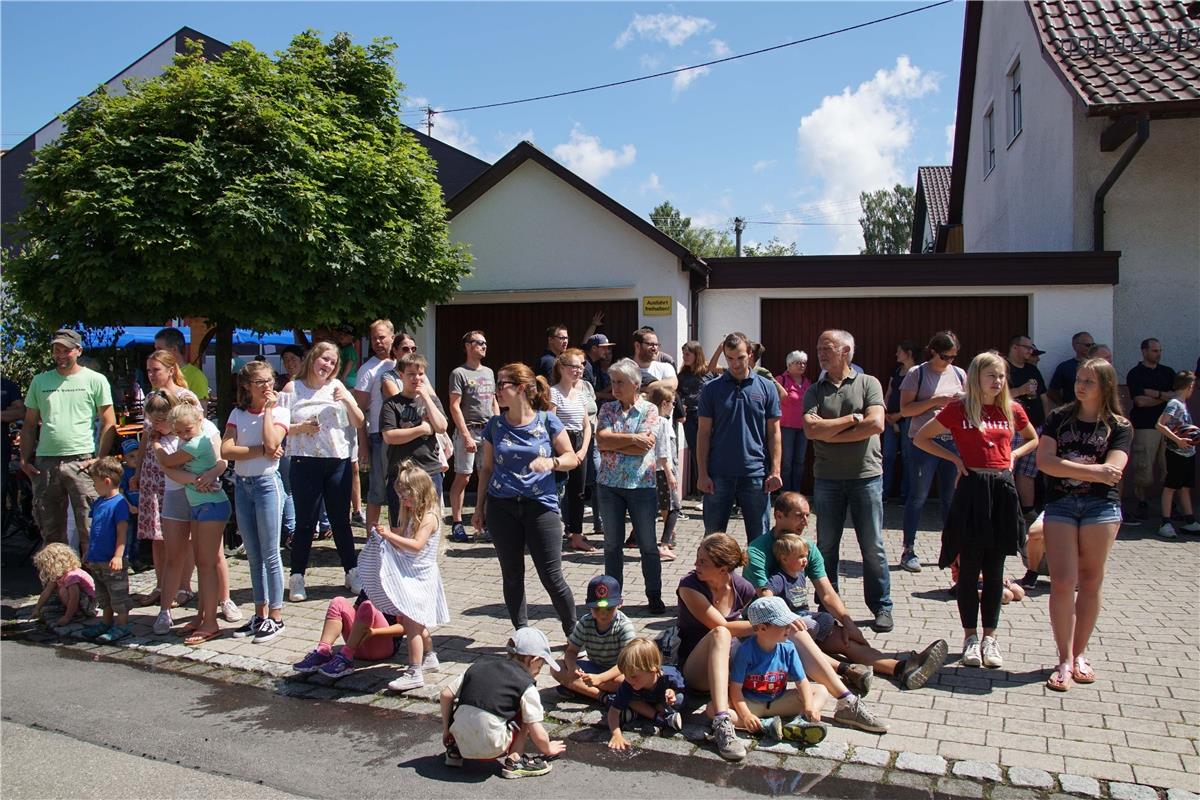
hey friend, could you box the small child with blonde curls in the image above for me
[30,542,97,631]
[606,637,686,750]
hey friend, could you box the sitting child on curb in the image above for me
[30,542,97,631]
[557,575,636,702]
[441,627,566,779]
[606,637,686,749]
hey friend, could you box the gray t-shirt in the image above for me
[899,362,966,438]
[448,365,496,427]
[803,371,885,480]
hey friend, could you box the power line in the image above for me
[434,0,955,115]
[744,220,860,227]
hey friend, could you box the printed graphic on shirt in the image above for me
[742,668,789,698]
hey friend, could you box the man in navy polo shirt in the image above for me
[696,331,782,541]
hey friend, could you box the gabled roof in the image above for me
[446,140,707,275]
[910,165,952,253]
[942,1,985,247]
[1026,1,1200,117]
[405,127,491,200]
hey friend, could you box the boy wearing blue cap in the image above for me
[729,596,829,744]
[556,575,637,702]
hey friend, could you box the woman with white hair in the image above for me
[596,358,664,613]
[776,350,811,492]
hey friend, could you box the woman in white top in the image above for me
[281,341,365,601]
[549,349,595,553]
[221,362,290,643]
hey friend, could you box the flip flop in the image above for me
[1046,665,1072,692]
[1072,658,1096,684]
[184,629,221,646]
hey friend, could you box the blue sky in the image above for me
[2,1,965,254]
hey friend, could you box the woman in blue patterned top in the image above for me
[473,362,580,637]
[596,358,664,613]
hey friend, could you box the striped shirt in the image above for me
[568,611,636,670]
[550,386,587,432]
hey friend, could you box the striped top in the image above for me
[568,611,636,670]
[550,386,586,432]
[357,513,449,629]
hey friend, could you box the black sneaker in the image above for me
[871,609,894,633]
[231,615,263,638]
[1018,570,1039,589]
[900,639,948,690]
[444,743,463,768]
[252,618,285,644]
[501,754,552,779]
[647,595,666,615]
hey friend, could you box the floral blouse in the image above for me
[597,398,659,490]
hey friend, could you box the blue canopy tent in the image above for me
[81,327,298,350]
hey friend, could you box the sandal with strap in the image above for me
[184,628,221,646]
[1046,664,1072,692]
[1072,657,1096,684]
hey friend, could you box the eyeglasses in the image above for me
[551,335,569,341]
[397,345,417,354]
[565,363,584,371]
[496,379,518,390]
[643,342,660,349]
[250,379,273,387]
[937,352,957,362]
[468,340,487,347]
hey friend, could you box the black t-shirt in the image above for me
[886,364,905,413]
[1,377,20,462]
[379,392,445,476]
[1125,363,1175,429]
[1041,407,1134,503]
[1007,360,1047,428]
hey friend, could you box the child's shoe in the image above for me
[232,615,263,638]
[500,753,552,779]
[759,716,784,741]
[421,651,440,671]
[96,624,132,643]
[293,648,333,674]
[318,652,355,679]
[152,609,173,636]
[449,522,471,543]
[654,709,683,732]
[782,716,829,746]
[387,665,425,692]
[444,743,464,768]
[81,621,111,639]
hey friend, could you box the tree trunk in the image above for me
[215,324,235,425]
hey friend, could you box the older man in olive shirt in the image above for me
[804,330,893,633]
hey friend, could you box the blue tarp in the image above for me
[81,327,297,348]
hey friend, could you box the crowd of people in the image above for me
[8,318,1198,772]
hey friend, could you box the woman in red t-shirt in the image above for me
[914,352,1038,671]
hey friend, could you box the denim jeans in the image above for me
[902,437,959,550]
[279,455,296,539]
[485,495,577,636]
[780,427,808,493]
[234,473,285,609]
[813,475,892,614]
[289,457,356,575]
[702,475,770,542]
[881,419,912,501]
[589,440,603,533]
[597,484,662,599]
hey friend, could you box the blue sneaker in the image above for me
[96,624,132,643]
[81,622,111,639]
[293,648,333,674]
[449,522,470,543]
[319,652,355,679]
[477,527,492,544]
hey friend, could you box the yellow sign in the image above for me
[642,295,673,316]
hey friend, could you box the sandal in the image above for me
[1046,664,1072,692]
[658,546,676,561]
[1072,657,1096,684]
[567,534,596,553]
[184,629,221,646]
[135,591,161,607]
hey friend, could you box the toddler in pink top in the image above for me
[31,543,97,630]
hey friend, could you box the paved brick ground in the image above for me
[10,499,1199,792]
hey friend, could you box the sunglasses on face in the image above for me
[496,379,518,390]
[468,340,487,346]
[396,345,417,354]
[937,352,957,362]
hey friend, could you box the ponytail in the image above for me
[532,375,552,411]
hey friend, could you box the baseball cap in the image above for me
[1030,345,1047,356]
[507,627,559,669]
[583,334,615,349]
[746,596,802,628]
[585,575,622,608]
[121,439,141,455]
[51,328,83,349]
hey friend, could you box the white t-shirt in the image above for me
[283,379,354,459]
[355,356,395,434]
[654,415,677,466]
[641,360,677,384]
[446,673,544,759]
[227,407,290,476]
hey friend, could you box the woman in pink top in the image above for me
[775,350,811,492]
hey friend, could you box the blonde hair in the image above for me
[391,460,439,533]
[169,402,204,429]
[87,455,124,485]
[647,385,675,408]
[964,351,1014,430]
[296,341,340,384]
[237,361,275,410]
[772,533,809,561]
[143,389,180,420]
[617,637,663,675]
[33,542,82,585]
[146,349,189,390]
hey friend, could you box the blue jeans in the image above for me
[902,437,959,550]
[235,473,285,609]
[813,476,892,615]
[597,484,661,599]
[882,419,911,501]
[589,440,603,533]
[279,455,296,539]
[780,427,808,493]
[702,475,770,542]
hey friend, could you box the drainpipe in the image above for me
[1093,114,1149,251]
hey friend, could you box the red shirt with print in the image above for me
[935,399,1030,470]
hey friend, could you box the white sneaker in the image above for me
[1157,522,1178,539]
[289,574,307,602]
[346,568,362,594]
[220,599,243,622]
[981,635,1003,668]
[962,634,982,667]
[388,666,425,692]
[152,609,173,636]
[1180,520,1200,533]
[421,652,440,672]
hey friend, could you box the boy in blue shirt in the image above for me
[729,596,828,745]
[80,457,133,643]
[606,637,686,749]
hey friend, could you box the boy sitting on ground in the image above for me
[606,637,686,749]
[556,575,636,702]
[440,627,566,779]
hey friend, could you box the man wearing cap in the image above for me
[1006,334,1050,514]
[583,334,615,401]
[20,329,117,553]
[154,327,208,399]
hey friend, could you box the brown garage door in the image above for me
[759,296,1029,385]
[434,299,639,397]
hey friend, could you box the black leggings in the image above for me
[486,495,577,637]
[560,437,587,535]
[957,547,1006,630]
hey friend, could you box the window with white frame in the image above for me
[983,104,996,175]
[1007,59,1023,143]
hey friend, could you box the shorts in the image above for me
[576,659,609,675]
[1164,449,1196,490]
[453,427,484,475]
[161,488,191,522]
[367,433,389,506]
[190,499,232,523]
[1043,495,1122,527]
[797,610,836,643]
[1011,432,1039,477]
[1131,429,1165,489]
[86,563,132,614]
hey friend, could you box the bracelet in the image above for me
[552,456,560,470]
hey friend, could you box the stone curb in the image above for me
[5,625,1190,800]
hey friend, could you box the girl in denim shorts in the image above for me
[1035,358,1133,692]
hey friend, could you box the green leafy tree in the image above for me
[6,31,470,418]
[744,237,800,257]
[0,277,55,389]
[649,201,735,258]
[858,183,916,255]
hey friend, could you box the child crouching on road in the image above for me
[30,542,97,631]
[557,575,636,702]
[441,627,566,779]
[729,596,829,745]
[606,637,686,749]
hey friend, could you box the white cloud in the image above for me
[552,125,636,184]
[615,13,714,48]
[672,65,710,96]
[404,95,484,157]
[753,159,777,174]
[796,56,939,253]
[710,38,732,57]
[640,172,663,194]
[640,54,663,70]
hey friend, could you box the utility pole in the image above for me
[424,106,435,137]
[734,217,745,257]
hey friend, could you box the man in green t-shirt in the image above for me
[154,327,209,399]
[20,329,116,553]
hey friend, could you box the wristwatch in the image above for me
[851,412,864,425]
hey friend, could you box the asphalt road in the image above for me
[0,640,937,800]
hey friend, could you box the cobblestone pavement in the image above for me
[5,499,1198,798]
